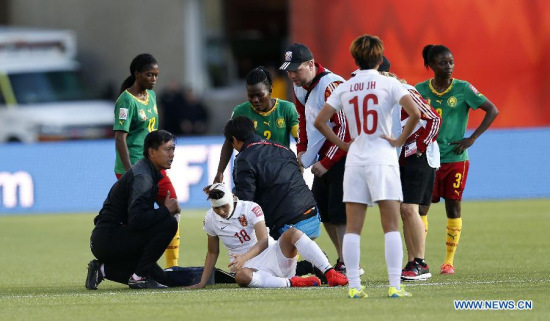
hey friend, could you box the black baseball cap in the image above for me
[279,43,314,71]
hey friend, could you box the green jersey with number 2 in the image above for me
[232,98,298,147]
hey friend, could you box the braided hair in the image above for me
[246,66,273,90]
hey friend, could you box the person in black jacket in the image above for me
[224,116,320,240]
[86,130,181,290]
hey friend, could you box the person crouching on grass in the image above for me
[86,130,180,290]
[185,183,348,289]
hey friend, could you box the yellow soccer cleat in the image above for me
[348,286,368,299]
[388,285,412,298]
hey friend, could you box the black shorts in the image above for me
[400,153,436,206]
[312,157,346,224]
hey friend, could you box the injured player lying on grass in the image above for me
[185,183,348,289]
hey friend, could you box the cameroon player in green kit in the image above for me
[214,67,299,183]
[416,45,499,274]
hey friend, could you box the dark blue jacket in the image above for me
[233,134,317,235]
[94,158,170,230]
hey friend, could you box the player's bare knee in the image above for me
[235,269,253,287]
[284,227,304,244]
[445,200,461,218]
[400,204,418,219]
[381,216,400,233]
[419,205,430,216]
[400,210,408,221]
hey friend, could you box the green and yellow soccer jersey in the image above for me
[416,79,487,163]
[232,99,299,147]
[113,89,158,174]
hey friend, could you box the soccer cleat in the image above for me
[128,276,168,289]
[400,261,415,280]
[85,259,104,290]
[289,275,322,287]
[401,261,432,281]
[334,259,346,273]
[388,286,412,297]
[334,258,365,276]
[348,286,368,299]
[440,263,455,274]
[325,268,348,286]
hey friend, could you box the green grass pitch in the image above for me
[0,199,548,320]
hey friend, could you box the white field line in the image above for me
[1,278,548,300]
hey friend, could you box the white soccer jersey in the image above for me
[203,200,275,262]
[326,69,409,166]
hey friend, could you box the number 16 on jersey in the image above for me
[349,94,379,135]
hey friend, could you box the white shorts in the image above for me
[243,241,297,278]
[343,164,403,206]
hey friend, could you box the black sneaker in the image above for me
[401,261,414,278]
[334,258,346,274]
[416,262,432,279]
[85,259,104,290]
[401,261,432,281]
[334,258,365,276]
[128,276,168,289]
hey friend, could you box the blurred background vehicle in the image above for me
[2,0,545,141]
[0,27,114,142]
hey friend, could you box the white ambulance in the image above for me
[0,27,114,143]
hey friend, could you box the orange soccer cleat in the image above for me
[289,275,322,287]
[325,268,348,286]
[440,263,455,274]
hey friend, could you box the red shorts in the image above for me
[432,160,469,203]
[115,169,178,202]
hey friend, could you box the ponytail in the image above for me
[119,75,136,95]
[421,45,434,68]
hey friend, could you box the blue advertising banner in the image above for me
[0,129,549,214]
[0,136,231,214]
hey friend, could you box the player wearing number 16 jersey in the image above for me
[315,34,421,298]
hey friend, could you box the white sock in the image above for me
[343,233,362,290]
[100,263,105,277]
[385,231,403,289]
[294,234,332,273]
[249,270,290,288]
[131,273,143,280]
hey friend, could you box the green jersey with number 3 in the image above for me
[416,79,487,163]
[232,99,298,147]
[113,89,158,174]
